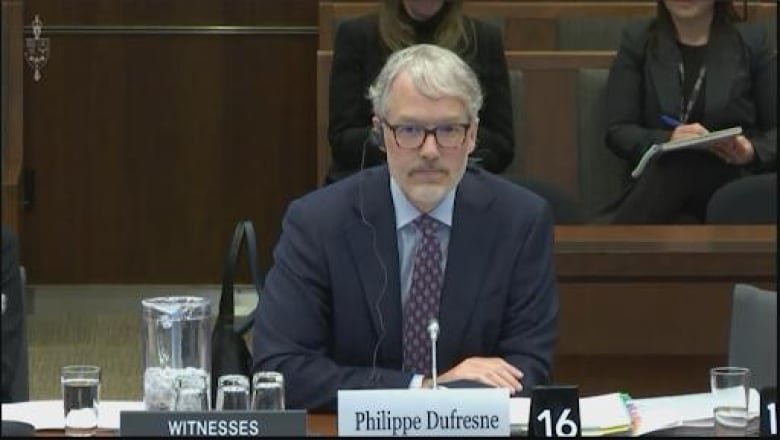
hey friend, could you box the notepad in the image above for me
[631,126,742,178]
[629,388,760,436]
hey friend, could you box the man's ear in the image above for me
[466,119,479,154]
[371,116,385,151]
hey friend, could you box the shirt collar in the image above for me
[390,176,455,230]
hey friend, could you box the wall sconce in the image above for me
[24,15,50,82]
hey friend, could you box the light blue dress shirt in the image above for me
[389,177,455,387]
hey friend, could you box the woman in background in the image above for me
[326,0,514,184]
[605,0,776,223]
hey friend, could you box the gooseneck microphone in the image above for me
[427,318,440,389]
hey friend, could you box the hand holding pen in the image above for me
[661,114,754,165]
[660,114,709,141]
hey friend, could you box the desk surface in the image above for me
[309,414,337,436]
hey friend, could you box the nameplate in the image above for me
[119,410,306,437]
[338,388,510,436]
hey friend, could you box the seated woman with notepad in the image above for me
[604,0,776,224]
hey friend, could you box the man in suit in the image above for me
[253,44,559,411]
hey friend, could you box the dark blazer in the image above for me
[1,228,25,403]
[326,14,515,183]
[605,19,777,170]
[253,166,559,411]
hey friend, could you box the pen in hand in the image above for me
[660,115,681,128]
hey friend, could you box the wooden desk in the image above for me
[308,413,337,436]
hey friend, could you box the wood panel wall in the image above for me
[319,1,777,50]
[2,1,24,236]
[19,0,319,282]
[13,0,776,284]
[553,225,776,396]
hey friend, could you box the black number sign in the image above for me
[529,385,581,437]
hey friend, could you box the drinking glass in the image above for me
[174,373,210,411]
[61,365,101,437]
[216,374,250,410]
[711,366,750,437]
[251,371,285,410]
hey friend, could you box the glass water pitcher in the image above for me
[141,296,211,410]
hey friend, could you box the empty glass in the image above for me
[251,371,285,410]
[216,374,250,410]
[174,373,209,411]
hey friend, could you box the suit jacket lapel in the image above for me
[437,170,497,369]
[345,167,403,367]
[703,27,739,125]
[649,27,683,119]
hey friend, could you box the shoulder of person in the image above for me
[289,167,384,221]
[335,13,379,40]
[613,18,657,63]
[465,168,547,212]
[1,227,18,257]
[463,16,506,59]
[619,18,655,46]
[466,16,502,39]
[733,21,773,52]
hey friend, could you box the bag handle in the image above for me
[219,220,263,334]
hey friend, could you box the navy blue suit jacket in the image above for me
[252,166,559,411]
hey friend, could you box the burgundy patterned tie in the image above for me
[403,214,443,375]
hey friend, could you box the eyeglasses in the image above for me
[381,119,470,150]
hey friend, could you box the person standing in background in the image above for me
[326,0,514,184]
[605,0,776,223]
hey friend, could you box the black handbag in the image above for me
[210,220,263,405]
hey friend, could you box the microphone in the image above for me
[427,318,440,389]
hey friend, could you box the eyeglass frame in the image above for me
[380,118,472,150]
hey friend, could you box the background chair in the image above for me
[706,173,777,224]
[576,68,629,221]
[728,284,777,389]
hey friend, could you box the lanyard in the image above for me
[677,62,707,124]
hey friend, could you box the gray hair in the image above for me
[368,44,483,121]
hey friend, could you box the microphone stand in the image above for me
[427,319,439,390]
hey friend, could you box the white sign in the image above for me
[338,388,510,437]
